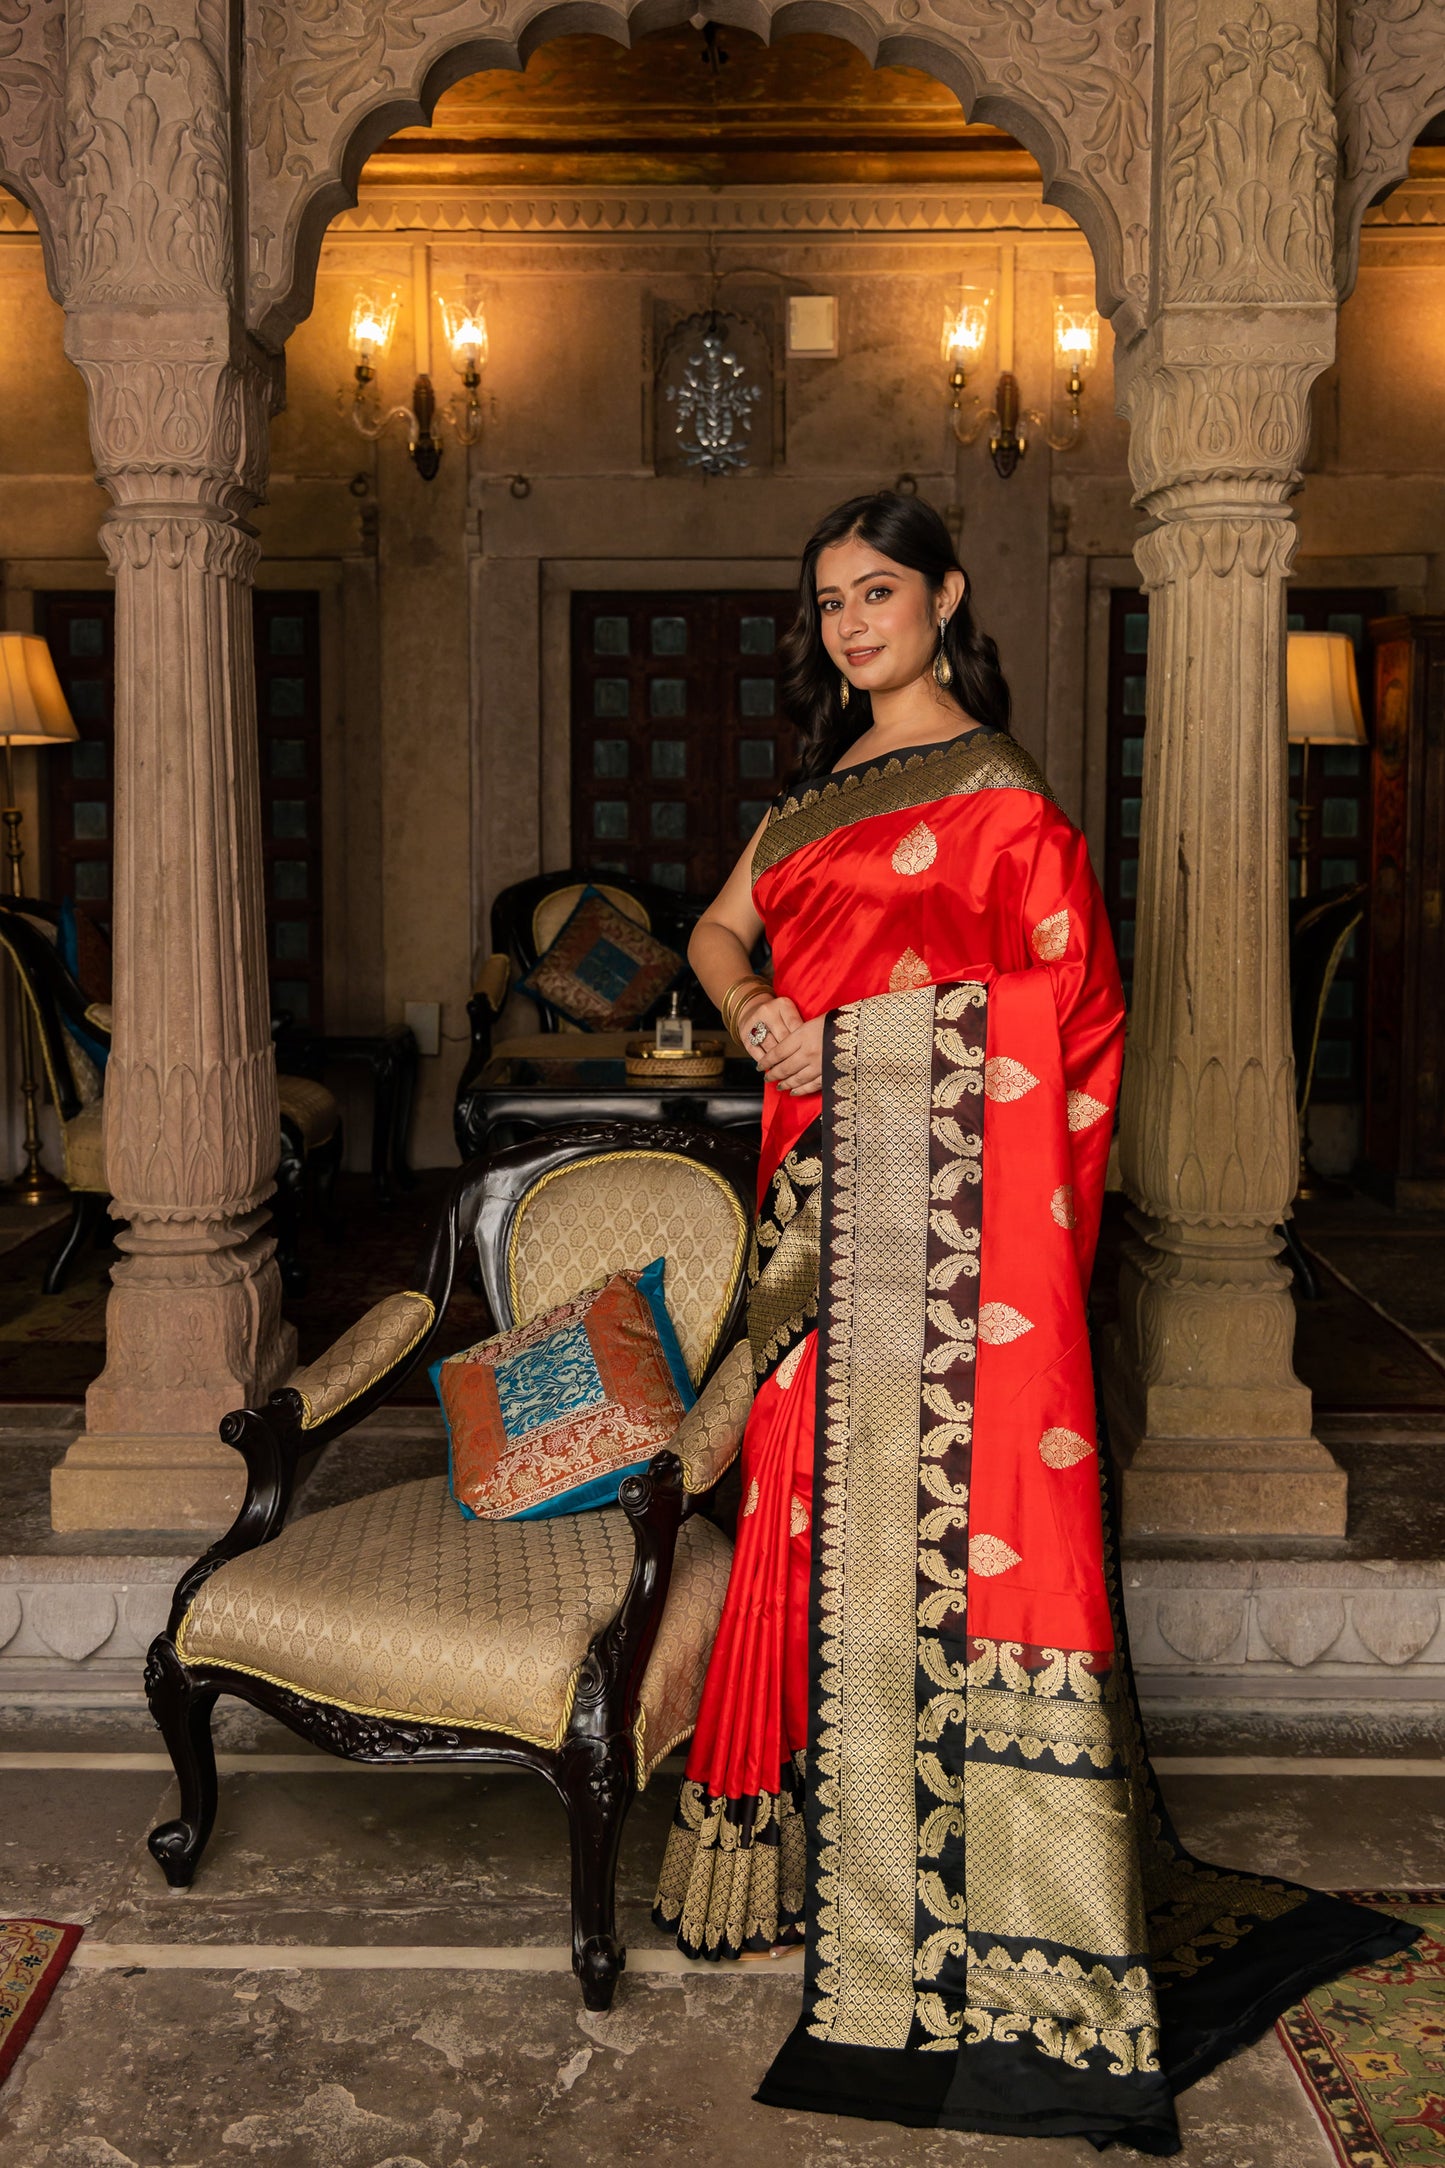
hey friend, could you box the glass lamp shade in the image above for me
[1054,301,1100,377]
[348,292,398,367]
[438,296,489,378]
[1286,631,1367,745]
[941,290,991,369]
[0,634,78,747]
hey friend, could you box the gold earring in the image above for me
[839,674,850,709]
[933,618,953,690]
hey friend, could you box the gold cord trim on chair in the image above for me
[288,1290,437,1430]
[505,1151,748,1378]
[172,1621,586,1754]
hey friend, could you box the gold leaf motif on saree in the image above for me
[969,1532,1023,1576]
[984,1055,1040,1102]
[1039,1426,1094,1468]
[790,1495,810,1538]
[889,946,932,992]
[1050,1183,1076,1227]
[891,819,938,876]
[742,1478,760,1517]
[978,1301,1035,1343]
[1031,907,1071,962]
[1066,1089,1109,1132]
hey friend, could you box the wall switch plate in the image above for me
[787,295,838,357]
[404,1000,441,1057]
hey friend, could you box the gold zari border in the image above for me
[752,731,1053,883]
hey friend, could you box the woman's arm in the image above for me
[689,821,815,1084]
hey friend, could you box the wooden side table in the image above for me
[275,1025,419,1202]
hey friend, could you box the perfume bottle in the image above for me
[654,991,693,1054]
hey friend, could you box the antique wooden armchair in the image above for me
[144,1120,757,2010]
[0,897,343,1294]
[454,871,715,1154]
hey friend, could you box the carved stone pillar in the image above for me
[1104,313,1346,1537]
[1099,0,1351,1539]
[49,333,295,1532]
[47,0,294,1532]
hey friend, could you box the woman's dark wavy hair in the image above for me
[780,490,1011,782]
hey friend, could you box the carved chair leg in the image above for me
[313,1125,343,1242]
[42,1190,106,1295]
[272,1122,308,1298]
[556,1735,636,2011]
[144,1638,221,1889]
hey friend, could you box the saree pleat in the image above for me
[655,729,1419,2149]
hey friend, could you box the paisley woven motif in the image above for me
[1039,1427,1094,1469]
[978,1302,1035,1344]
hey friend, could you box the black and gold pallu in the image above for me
[748,981,1418,2157]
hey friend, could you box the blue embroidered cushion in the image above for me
[431,1258,696,1520]
[516,886,683,1031]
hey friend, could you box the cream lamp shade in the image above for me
[0,634,78,747]
[1286,630,1366,746]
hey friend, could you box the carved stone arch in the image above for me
[1336,2,1445,300]
[243,0,1152,352]
[0,0,68,301]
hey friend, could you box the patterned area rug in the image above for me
[1279,1891,1445,2167]
[0,1920,83,2088]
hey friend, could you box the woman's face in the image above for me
[814,535,963,698]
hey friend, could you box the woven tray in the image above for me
[624,1034,727,1084]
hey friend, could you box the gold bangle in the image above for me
[721,973,771,1039]
[730,990,770,1041]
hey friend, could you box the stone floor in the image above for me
[2,1700,1443,2167]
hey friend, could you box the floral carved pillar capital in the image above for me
[49,0,294,1534]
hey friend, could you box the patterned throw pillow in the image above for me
[517,886,683,1031]
[433,1259,696,1521]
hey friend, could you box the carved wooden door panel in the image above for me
[570,589,797,899]
[38,590,326,1026]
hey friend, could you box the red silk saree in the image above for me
[653,727,1416,2154]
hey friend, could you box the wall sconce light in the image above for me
[341,286,485,482]
[945,291,1099,479]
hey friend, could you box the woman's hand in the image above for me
[734,991,802,1067]
[757,1010,825,1098]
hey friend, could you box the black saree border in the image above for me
[751,729,1054,884]
[746,1125,822,1387]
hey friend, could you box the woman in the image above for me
[653,491,1416,2154]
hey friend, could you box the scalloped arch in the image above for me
[243,0,1153,351]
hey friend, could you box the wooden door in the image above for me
[570,588,798,899]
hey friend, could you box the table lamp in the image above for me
[0,633,79,1204]
[1286,630,1367,901]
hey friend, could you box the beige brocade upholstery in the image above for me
[508,1154,748,1384]
[62,1102,107,1193]
[278,1074,341,1149]
[674,1341,755,1494]
[177,1475,732,1784]
[286,1291,436,1428]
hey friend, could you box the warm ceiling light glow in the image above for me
[1054,302,1099,378]
[941,291,991,371]
[349,292,398,366]
[439,297,489,379]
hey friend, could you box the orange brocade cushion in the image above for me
[433,1263,695,1521]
